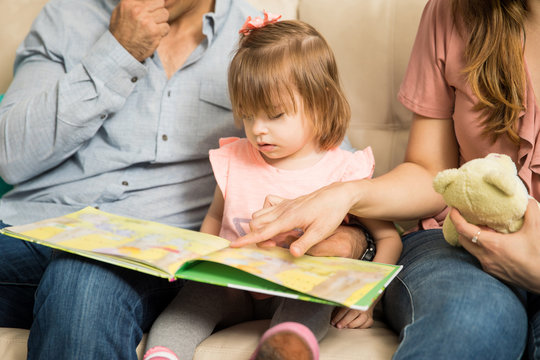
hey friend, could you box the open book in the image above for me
[0,207,402,310]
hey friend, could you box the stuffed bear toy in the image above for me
[432,153,529,246]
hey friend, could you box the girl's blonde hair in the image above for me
[228,20,350,150]
[452,0,527,144]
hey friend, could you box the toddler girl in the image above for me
[144,13,402,360]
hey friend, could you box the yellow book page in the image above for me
[201,246,396,308]
[5,207,230,275]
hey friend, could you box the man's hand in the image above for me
[256,224,367,258]
[110,0,170,61]
[304,225,366,258]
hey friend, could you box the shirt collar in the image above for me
[203,0,232,45]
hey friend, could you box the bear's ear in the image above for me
[433,168,459,195]
[486,153,517,174]
[483,171,515,196]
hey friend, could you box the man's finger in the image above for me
[157,22,170,37]
[151,7,170,23]
[138,0,166,12]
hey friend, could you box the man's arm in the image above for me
[0,0,166,184]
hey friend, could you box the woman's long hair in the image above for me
[453,0,528,144]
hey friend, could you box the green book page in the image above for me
[177,261,341,307]
[190,246,402,310]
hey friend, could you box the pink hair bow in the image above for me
[239,11,282,35]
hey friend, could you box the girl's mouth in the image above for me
[257,143,276,152]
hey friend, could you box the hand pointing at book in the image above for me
[231,183,363,258]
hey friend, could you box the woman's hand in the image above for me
[231,182,357,257]
[450,198,540,293]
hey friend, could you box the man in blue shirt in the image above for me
[0,0,367,358]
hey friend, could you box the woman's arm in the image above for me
[348,114,459,220]
[233,114,460,256]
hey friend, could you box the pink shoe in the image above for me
[250,322,319,360]
[143,346,179,360]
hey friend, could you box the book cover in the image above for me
[0,207,402,310]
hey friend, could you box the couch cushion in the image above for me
[0,0,49,93]
[0,318,399,360]
[195,319,399,360]
[299,0,428,177]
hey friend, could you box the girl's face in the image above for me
[242,95,322,170]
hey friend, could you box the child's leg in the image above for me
[270,298,333,340]
[250,298,334,360]
[144,281,253,359]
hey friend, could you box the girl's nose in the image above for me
[251,118,268,135]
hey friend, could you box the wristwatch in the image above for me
[343,215,376,261]
[359,225,376,261]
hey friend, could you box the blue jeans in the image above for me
[0,221,182,359]
[383,229,532,359]
[528,293,540,359]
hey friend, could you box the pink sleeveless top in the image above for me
[209,137,375,240]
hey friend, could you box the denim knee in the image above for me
[528,293,540,360]
[28,252,181,360]
[384,230,527,359]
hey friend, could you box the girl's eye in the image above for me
[270,113,284,119]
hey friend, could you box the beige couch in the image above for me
[0,0,427,358]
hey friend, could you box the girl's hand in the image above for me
[450,198,540,293]
[230,182,356,257]
[331,306,374,329]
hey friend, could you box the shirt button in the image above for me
[94,206,100,210]
[167,91,171,97]
[122,181,129,186]
[131,77,138,83]
[162,134,168,141]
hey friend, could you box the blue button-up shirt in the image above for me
[0,0,258,228]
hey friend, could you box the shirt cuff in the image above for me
[81,31,148,99]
